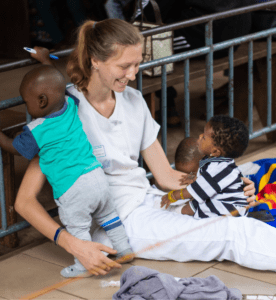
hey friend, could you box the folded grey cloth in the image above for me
[112,266,242,300]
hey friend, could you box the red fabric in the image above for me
[256,183,276,209]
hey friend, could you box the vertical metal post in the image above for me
[26,111,32,124]
[184,59,190,138]
[137,70,143,93]
[205,20,214,121]
[137,70,143,167]
[161,65,167,155]
[0,149,7,231]
[267,35,272,127]
[248,41,254,135]
[228,46,234,117]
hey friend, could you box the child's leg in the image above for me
[181,201,195,216]
[56,169,112,277]
[92,169,133,261]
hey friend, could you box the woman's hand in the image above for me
[30,46,53,65]
[161,194,171,209]
[242,177,257,207]
[179,174,196,186]
[15,157,122,277]
[66,235,122,276]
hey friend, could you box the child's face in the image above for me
[198,122,216,156]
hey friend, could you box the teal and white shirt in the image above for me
[13,92,101,199]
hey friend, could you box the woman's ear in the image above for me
[38,94,48,109]
[91,57,99,69]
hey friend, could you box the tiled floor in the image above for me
[1,233,276,299]
[1,60,276,299]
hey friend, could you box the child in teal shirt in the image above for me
[0,65,133,277]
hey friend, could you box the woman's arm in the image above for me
[15,157,121,275]
[141,139,187,191]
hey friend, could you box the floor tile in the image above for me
[131,258,218,278]
[58,263,132,299]
[35,290,87,300]
[23,241,74,267]
[195,268,276,295]
[214,261,276,285]
[243,296,276,299]
[0,254,67,299]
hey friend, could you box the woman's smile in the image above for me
[117,79,128,86]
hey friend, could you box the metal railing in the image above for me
[1,1,276,239]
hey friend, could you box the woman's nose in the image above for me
[126,66,136,81]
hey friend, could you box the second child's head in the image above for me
[198,115,249,159]
[175,137,204,174]
[19,65,66,119]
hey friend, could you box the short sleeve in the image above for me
[187,161,241,203]
[12,125,39,160]
[65,90,80,107]
[140,94,160,151]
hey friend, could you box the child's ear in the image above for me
[211,147,222,157]
[38,94,48,109]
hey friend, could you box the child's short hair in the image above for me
[209,115,249,159]
[175,137,202,164]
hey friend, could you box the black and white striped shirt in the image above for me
[186,156,248,219]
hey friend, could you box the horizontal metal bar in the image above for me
[2,26,275,100]
[140,1,276,37]
[213,27,276,51]
[140,27,276,71]
[0,96,24,110]
[250,124,276,140]
[0,207,58,238]
[139,47,210,70]
[0,83,73,111]
[2,1,276,73]
[0,48,74,73]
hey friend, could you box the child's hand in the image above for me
[180,174,196,186]
[161,194,171,209]
[30,47,52,65]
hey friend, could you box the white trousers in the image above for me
[92,193,276,271]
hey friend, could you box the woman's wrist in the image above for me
[56,230,75,255]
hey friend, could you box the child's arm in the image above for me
[161,188,192,209]
[0,131,20,155]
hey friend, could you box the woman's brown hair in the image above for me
[67,19,142,92]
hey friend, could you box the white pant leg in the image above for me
[122,193,276,271]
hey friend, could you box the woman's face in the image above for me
[92,43,143,93]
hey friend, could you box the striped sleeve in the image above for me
[187,161,240,204]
